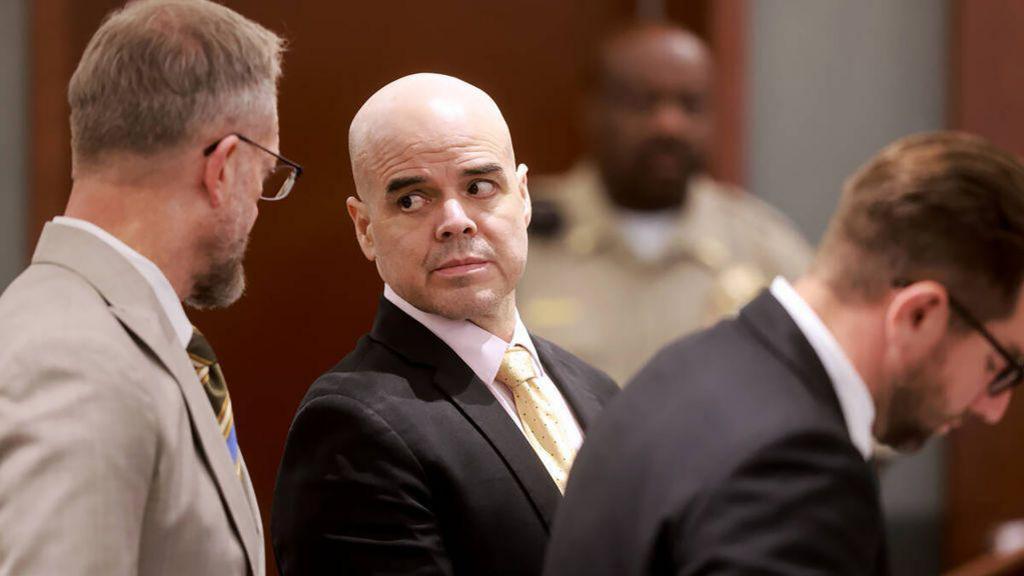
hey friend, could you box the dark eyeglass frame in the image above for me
[202,133,304,201]
[895,279,1024,396]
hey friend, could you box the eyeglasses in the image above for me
[946,295,1024,396]
[895,279,1024,396]
[203,133,304,201]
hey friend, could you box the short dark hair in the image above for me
[584,21,707,96]
[816,131,1024,323]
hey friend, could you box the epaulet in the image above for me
[527,198,566,240]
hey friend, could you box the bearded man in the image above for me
[544,131,1024,576]
[0,1,297,574]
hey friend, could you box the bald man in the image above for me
[518,23,813,383]
[270,74,617,576]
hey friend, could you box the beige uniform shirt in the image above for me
[518,162,814,384]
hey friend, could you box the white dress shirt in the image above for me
[769,276,876,460]
[616,207,679,263]
[52,216,193,348]
[384,285,584,451]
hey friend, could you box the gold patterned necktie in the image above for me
[187,326,242,479]
[495,345,577,492]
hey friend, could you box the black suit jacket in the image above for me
[272,297,618,576]
[543,291,888,576]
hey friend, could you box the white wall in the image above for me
[748,2,950,574]
[749,0,949,242]
[0,0,27,288]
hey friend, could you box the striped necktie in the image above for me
[495,345,577,492]
[187,326,241,478]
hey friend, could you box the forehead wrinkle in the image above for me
[349,73,518,197]
[372,135,511,186]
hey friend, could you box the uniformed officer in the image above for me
[519,22,813,384]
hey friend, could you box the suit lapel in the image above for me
[741,290,887,566]
[532,336,604,431]
[32,223,263,574]
[369,297,562,530]
[738,290,846,424]
[239,455,265,575]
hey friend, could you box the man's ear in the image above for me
[517,163,531,227]
[346,195,376,261]
[201,135,241,208]
[885,280,950,365]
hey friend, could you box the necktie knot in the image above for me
[187,328,218,365]
[496,346,537,390]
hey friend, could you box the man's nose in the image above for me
[435,198,477,240]
[649,101,693,139]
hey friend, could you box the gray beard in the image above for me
[185,233,249,310]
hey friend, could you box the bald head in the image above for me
[349,73,515,199]
[344,73,532,339]
[595,23,710,89]
[588,23,714,211]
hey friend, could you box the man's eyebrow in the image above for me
[385,175,427,194]
[462,163,504,177]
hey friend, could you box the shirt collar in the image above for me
[52,216,193,348]
[614,207,679,263]
[769,276,876,460]
[383,285,543,385]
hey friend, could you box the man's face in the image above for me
[881,292,1024,451]
[349,122,530,324]
[187,114,279,309]
[589,31,713,211]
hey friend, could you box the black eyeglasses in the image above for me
[203,133,304,201]
[946,296,1024,396]
[895,280,1023,396]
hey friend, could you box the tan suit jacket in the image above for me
[0,223,264,575]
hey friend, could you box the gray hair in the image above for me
[68,0,285,167]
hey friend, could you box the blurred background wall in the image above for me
[0,0,26,288]
[749,0,949,243]
[749,2,949,574]
[4,1,1023,574]
[946,1,1024,569]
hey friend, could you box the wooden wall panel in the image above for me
[28,1,742,573]
[947,0,1024,568]
[666,0,746,187]
[28,0,82,249]
[706,0,746,187]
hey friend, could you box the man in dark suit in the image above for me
[543,132,1024,575]
[271,73,618,575]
